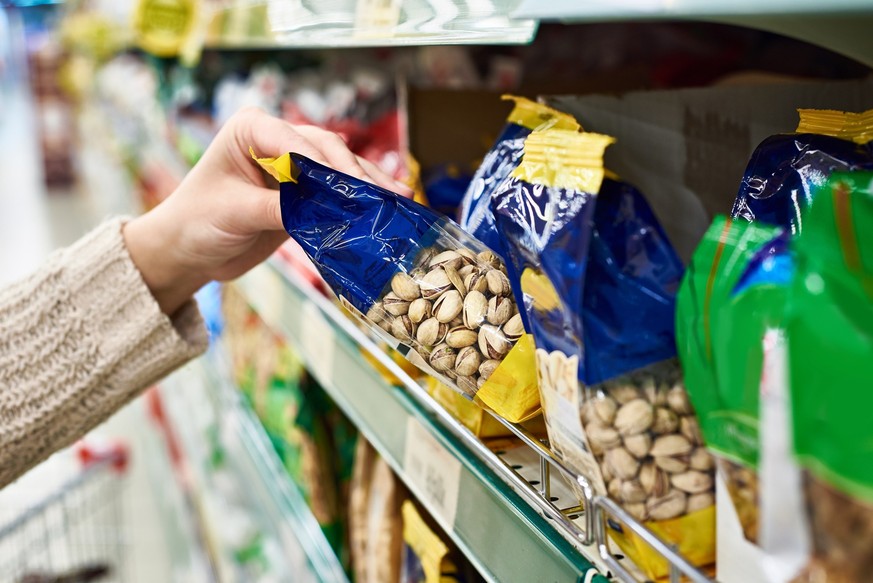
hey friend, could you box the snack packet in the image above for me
[732,108,873,234]
[676,216,785,545]
[400,501,463,583]
[787,172,873,583]
[253,150,539,423]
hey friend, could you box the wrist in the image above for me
[123,214,206,316]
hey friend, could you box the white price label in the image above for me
[246,267,283,325]
[300,301,336,388]
[355,0,402,32]
[403,417,462,529]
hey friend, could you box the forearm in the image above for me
[0,219,208,487]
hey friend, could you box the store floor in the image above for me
[0,85,174,581]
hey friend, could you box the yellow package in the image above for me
[400,501,460,583]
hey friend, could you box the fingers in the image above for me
[233,107,330,167]
[356,156,415,197]
[233,184,285,233]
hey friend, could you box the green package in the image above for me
[789,171,873,501]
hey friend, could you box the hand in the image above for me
[124,107,413,316]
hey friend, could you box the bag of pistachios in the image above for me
[732,108,873,234]
[252,150,539,423]
[787,172,873,583]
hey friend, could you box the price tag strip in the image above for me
[403,416,462,530]
[299,301,337,389]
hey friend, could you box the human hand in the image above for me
[124,107,413,316]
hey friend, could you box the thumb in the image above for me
[235,184,285,233]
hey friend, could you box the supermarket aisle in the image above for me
[0,83,174,581]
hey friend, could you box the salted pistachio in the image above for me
[390,315,415,343]
[417,317,448,346]
[667,385,693,415]
[377,318,393,334]
[433,290,464,323]
[671,470,714,494]
[383,292,410,316]
[614,398,654,436]
[479,359,501,380]
[608,478,622,500]
[478,325,512,360]
[391,272,421,301]
[647,489,687,521]
[620,480,647,504]
[586,424,622,451]
[410,267,427,281]
[625,503,648,522]
[420,268,452,300]
[446,326,478,348]
[580,401,597,426]
[366,302,387,325]
[643,379,667,406]
[680,416,704,446]
[458,264,477,280]
[593,396,618,425]
[456,374,477,395]
[449,316,464,329]
[654,455,690,474]
[429,250,463,271]
[457,248,478,265]
[503,313,525,341]
[651,407,680,434]
[487,295,513,326]
[689,447,714,471]
[455,346,482,377]
[408,298,432,324]
[463,291,488,329]
[639,462,670,498]
[687,492,715,513]
[610,384,642,404]
[485,269,511,296]
[624,433,652,459]
[464,271,489,295]
[601,460,615,484]
[650,434,693,457]
[477,250,501,268]
[604,447,640,481]
[429,343,456,372]
[416,247,438,268]
[444,265,467,297]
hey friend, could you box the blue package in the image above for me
[732,131,873,235]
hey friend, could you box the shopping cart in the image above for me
[0,443,129,583]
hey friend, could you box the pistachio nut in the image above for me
[601,460,615,484]
[680,415,704,446]
[408,298,432,324]
[429,343,456,372]
[477,250,501,268]
[485,269,511,296]
[476,376,486,389]
[420,268,452,300]
[689,447,714,471]
[416,247,438,268]
[444,265,467,297]
[458,264,477,280]
[463,291,488,329]
[593,396,618,425]
[644,380,667,406]
[667,385,693,415]
[650,434,693,457]
[503,313,525,341]
[390,315,416,343]
[382,292,410,316]
[433,290,464,323]
[651,407,680,434]
[687,492,715,513]
[456,248,478,265]
[449,316,464,329]
[625,503,648,522]
[586,424,622,450]
[639,462,670,497]
[377,317,393,334]
[654,455,690,474]
[417,317,448,346]
[445,326,478,348]
[455,346,482,377]
[624,433,652,459]
[486,295,513,326]
[611,384,642,405]
[391,272,421,301]
[464,271,489,295]
[620,480,648,504]
[671,470,714,494]
[608,478,622,500]
[604,447,640,481]
[478,325,512,360]
[646,489,687,521]
[456,374,477,395]
[429,250,463,271]
[478,359,500,380]
[366,302,387,325]
[614,398,654,436]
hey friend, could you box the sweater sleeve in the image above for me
[0,218,209,486]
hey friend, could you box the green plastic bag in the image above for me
[787,171,873,583]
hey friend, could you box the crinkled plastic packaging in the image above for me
[676,216,786,544]
[400,501,463,583]
[787,172,873,583]
[253,150,539,423]
[732,108,873,234]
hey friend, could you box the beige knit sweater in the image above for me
[0,218,208,487]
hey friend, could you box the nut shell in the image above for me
[446,327,478,348]
[382,292,410,316]
[429,343,456,372]
[624,433,652,459]
[478,359,500,380]
[614,399,654,436]
[650,434,693,457]
[687,492,715,513]
[444,265,467,297]
[671,470,714,494]
[503,313,525,341]
[391,272,421,301]
[485,270,511,296]
[463,291,488,329]
[433,290,464,323]
[647,489,687,521]
[667,385,693,415]
[620,480,648,504]
[487,296,513,325]
[689,447,715,471]
[417,317,448,346]
[408,298,432,324]
[478,325,511,359]
[604,447,640,481]
[420,269,452,300]
[651,407,680,434]
[428,250,463,270]
[455,346,482,377]
[390,315,415,343]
